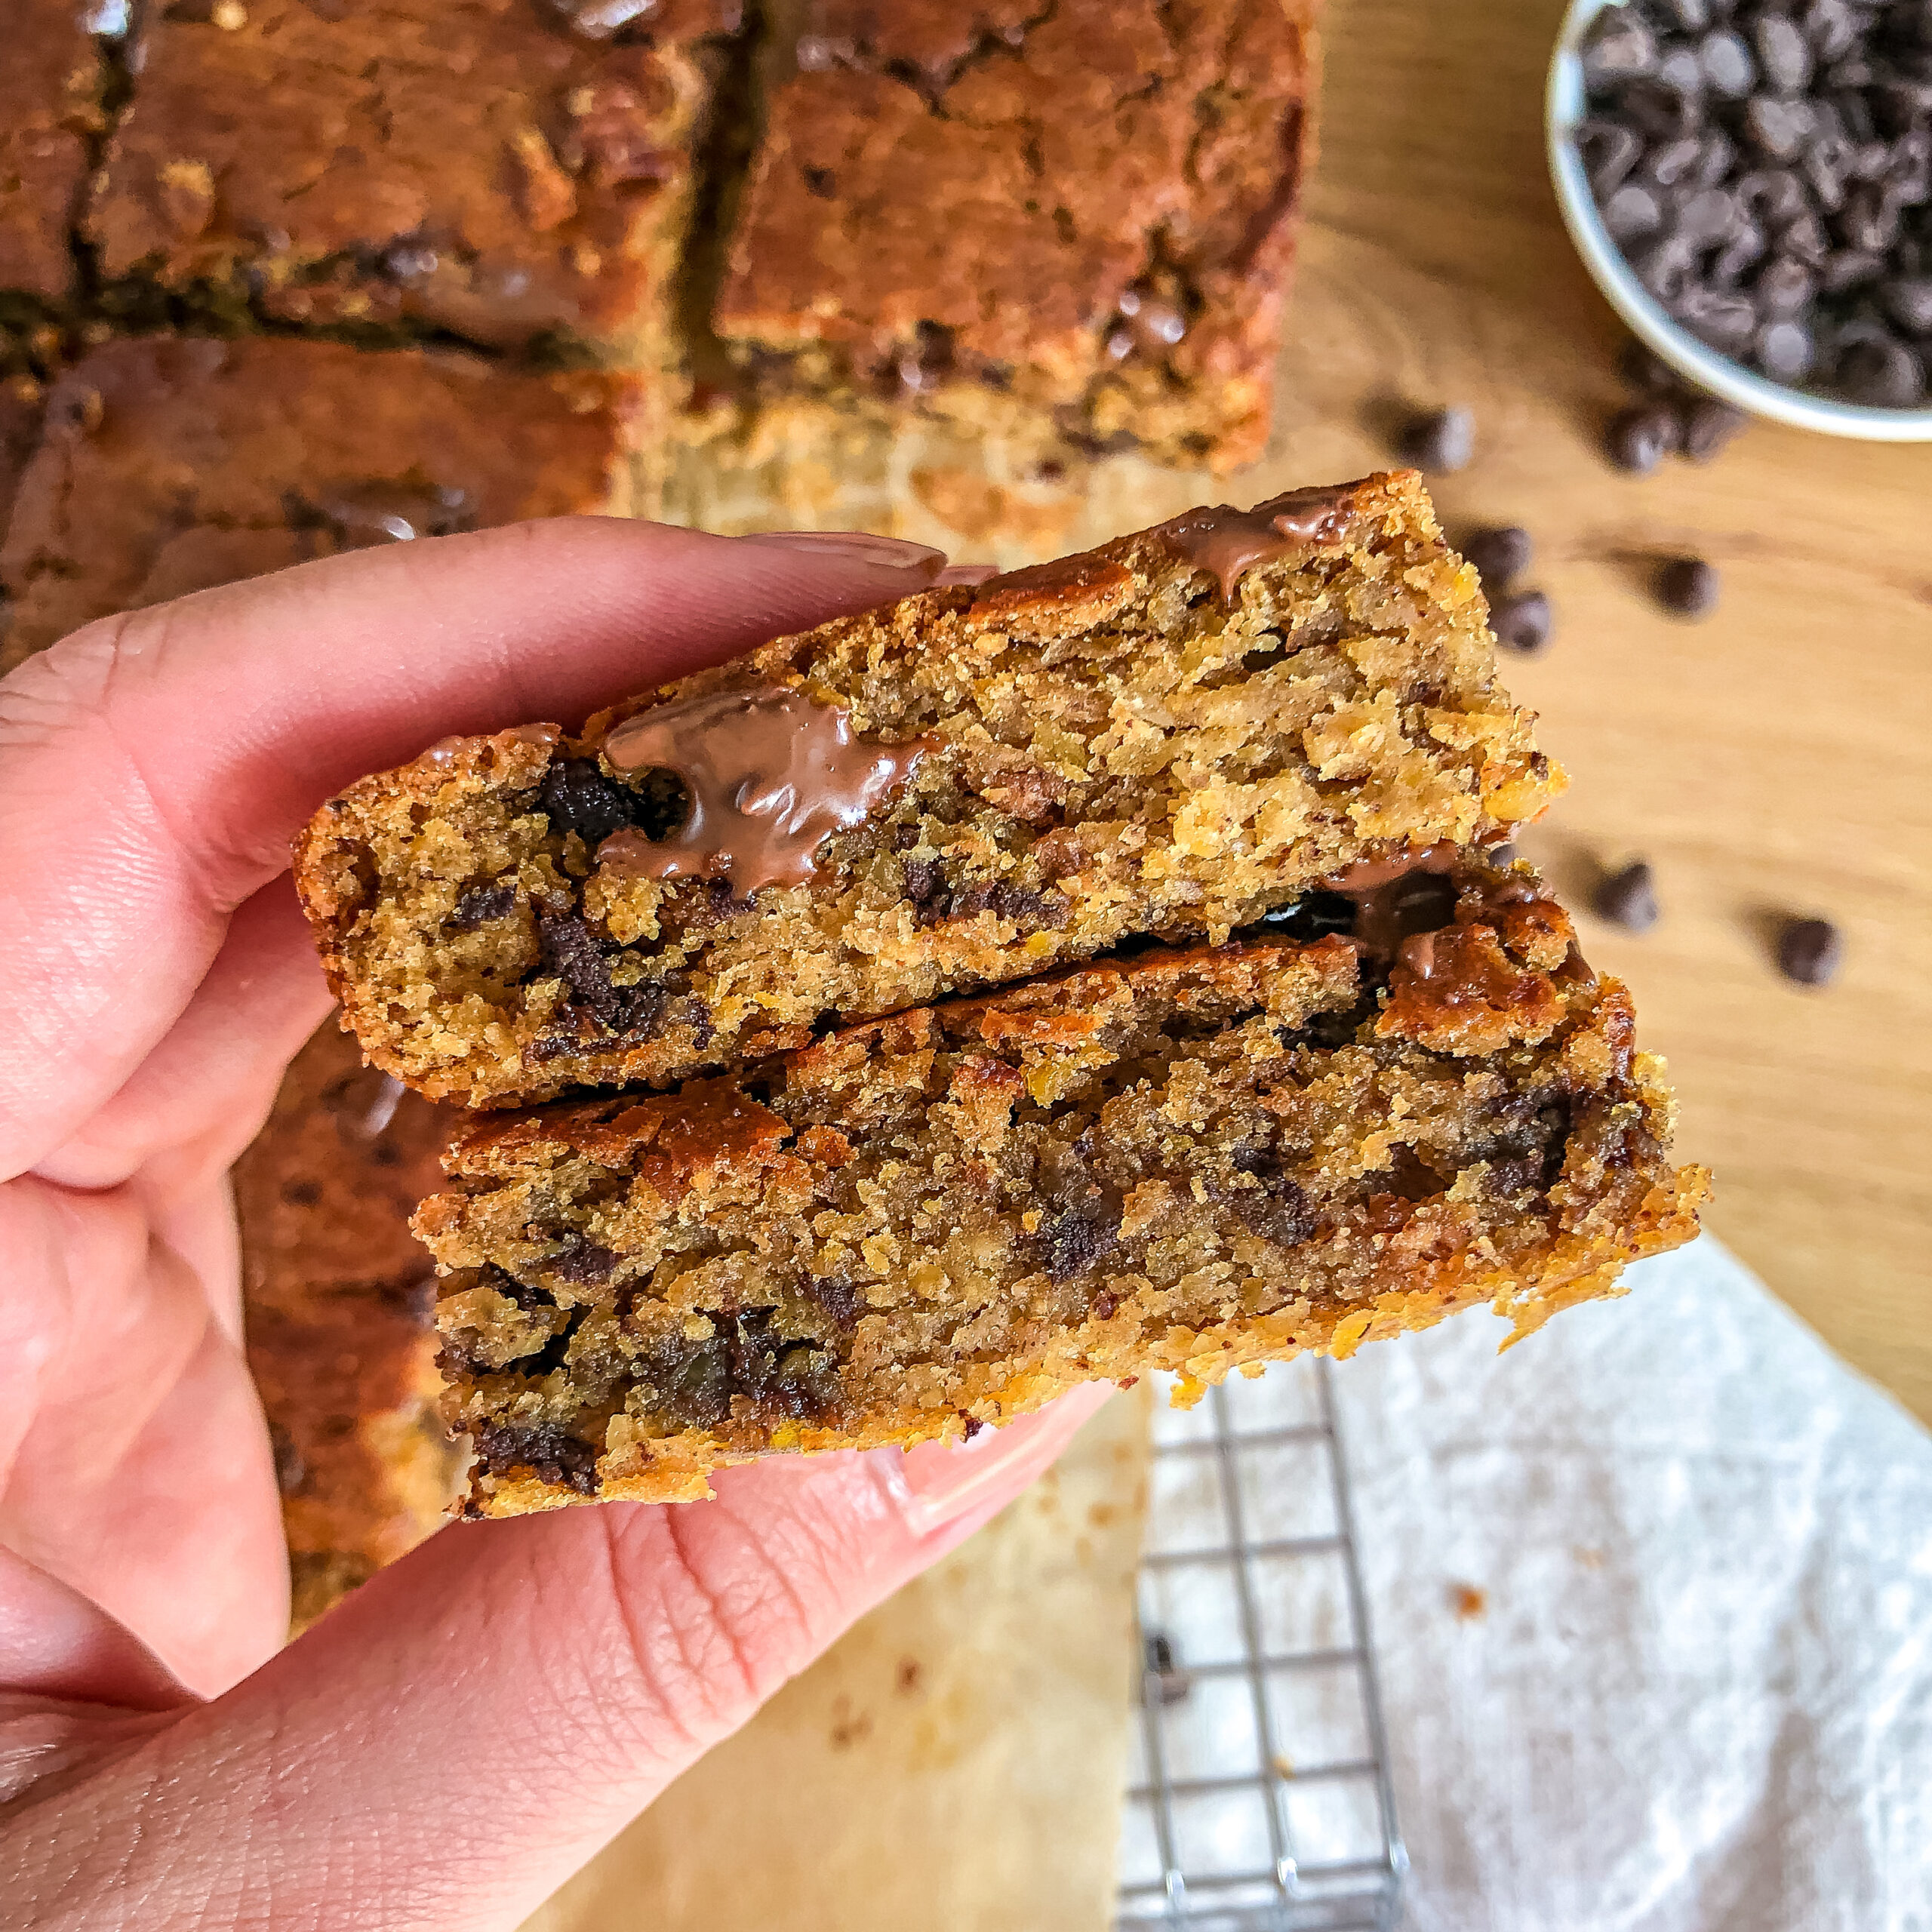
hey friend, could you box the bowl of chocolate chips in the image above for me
[1550,0,1932,438]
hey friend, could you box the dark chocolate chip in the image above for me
[1463,525,1534,589]
[1701,26,1758,96]
[1035,1204,1121,1281]
[1395,405,1476,472]
[1606,401,1685,471]
[1656,554,1722,615]
[1734,167,1810,225]
[537,758,641,848]
[1745,92,1817,157]
[1604,180,1668,240]
[1583,6,1660,87]
[1835,331,1927,402]
[1881,273,1932,331]
[1491,589,1555,653]
[1620,337,1692,394]
[1753,14,1814,93]
[1617,74,1706,137]
[1776,915,1844,985]
[549,1232,618,1284]
[1223,1146,1317,1247]
[1681,395,1747,460]
[1755,255,1819,312]
[471,1421,600,1495]
[1578,117,1646,192]
[1757,315,1818,377]
[1594,860,1661,932]
[1673,284,1761,352]
[1835,181,1902,251]
[1144,1630,1194,1706]
[534,906,669,1038]
[448,879,516,931]
[1659,45,1709,97]
[1678,184,1742,241]
[808,1275,863,1329]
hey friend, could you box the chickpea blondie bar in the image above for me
[417,854,1707,1514]
[235,1023,462,1631]
[713,0,1319,470]
[295,471,1567,1109]
[85,0,743,364]
[0,335,641,667]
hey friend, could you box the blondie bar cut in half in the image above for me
[295,471,1566,1108]
[417,854,1708,1514]
[715,0,1318,470]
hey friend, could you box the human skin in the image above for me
[0,521,1112,1930]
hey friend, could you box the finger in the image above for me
[0,1549,189,1714]
[0,1177,290,1696]
[32,878,333,1193]
[0,520,946,1180]
[6,1386,1112,1931]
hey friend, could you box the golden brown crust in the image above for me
[715,0,1320,469]
[417,863,1706,1515]
[0,337,641,667]
[295,470,1568,1108]
[0,0,103,305]
[85,0,741,355]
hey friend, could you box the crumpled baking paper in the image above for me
[1337,1235,1932,1932]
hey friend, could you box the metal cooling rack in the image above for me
[1117,1357,1407,1931]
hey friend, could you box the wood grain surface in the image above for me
[1285,0,1932,1423]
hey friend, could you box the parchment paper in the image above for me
[525,1388,1149,1932]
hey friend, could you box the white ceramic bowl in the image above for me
[1547,0,1932,441]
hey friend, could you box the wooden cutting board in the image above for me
[672,0,1931,1426]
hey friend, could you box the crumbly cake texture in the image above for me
[417,857,1708,1515]
[0,335,641,669]
[713,0,1319,471]
[85,0,743,361]
[295,471,1566,1109]
[234,1021,462,1633]
[0,0,106,309]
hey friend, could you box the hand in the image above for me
[0,521,1111,1930]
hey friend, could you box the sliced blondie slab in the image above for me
[296,471,1567,1108]
[415,854,1708,1514]
[235,1022,462,1631]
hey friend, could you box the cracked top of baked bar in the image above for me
[715,0,1319,469]
[0,334,638,666]
[1,0,108,306]
[86,0,741,351]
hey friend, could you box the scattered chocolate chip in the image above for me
[1490,589,1555,653]
[1594,860,1661,932]
[1463,525,1534,588]
[1143,1631,1194,1706]
[471,1421,600,1495]
[1606,401,1683,472]
[1620,336,1690,394]
[448,879,516,931]
[1583,7,1660,88]
[1776,915,1844,985]
[1756,315,1817,378]
[1680,395,1749,458]
[1656,554,1721,615]
[549,1232,618,1284]
[537,758,641,848]
[1395,405,1476,472]
[808,1275,863,1329]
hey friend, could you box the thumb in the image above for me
[6,1386,1113,1932]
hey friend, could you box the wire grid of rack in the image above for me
[1117,1356,1407,1931]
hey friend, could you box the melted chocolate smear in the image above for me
[600,686,928,894]
[1152,481,1364,602]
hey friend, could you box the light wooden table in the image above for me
[1279,0,1932,1420]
